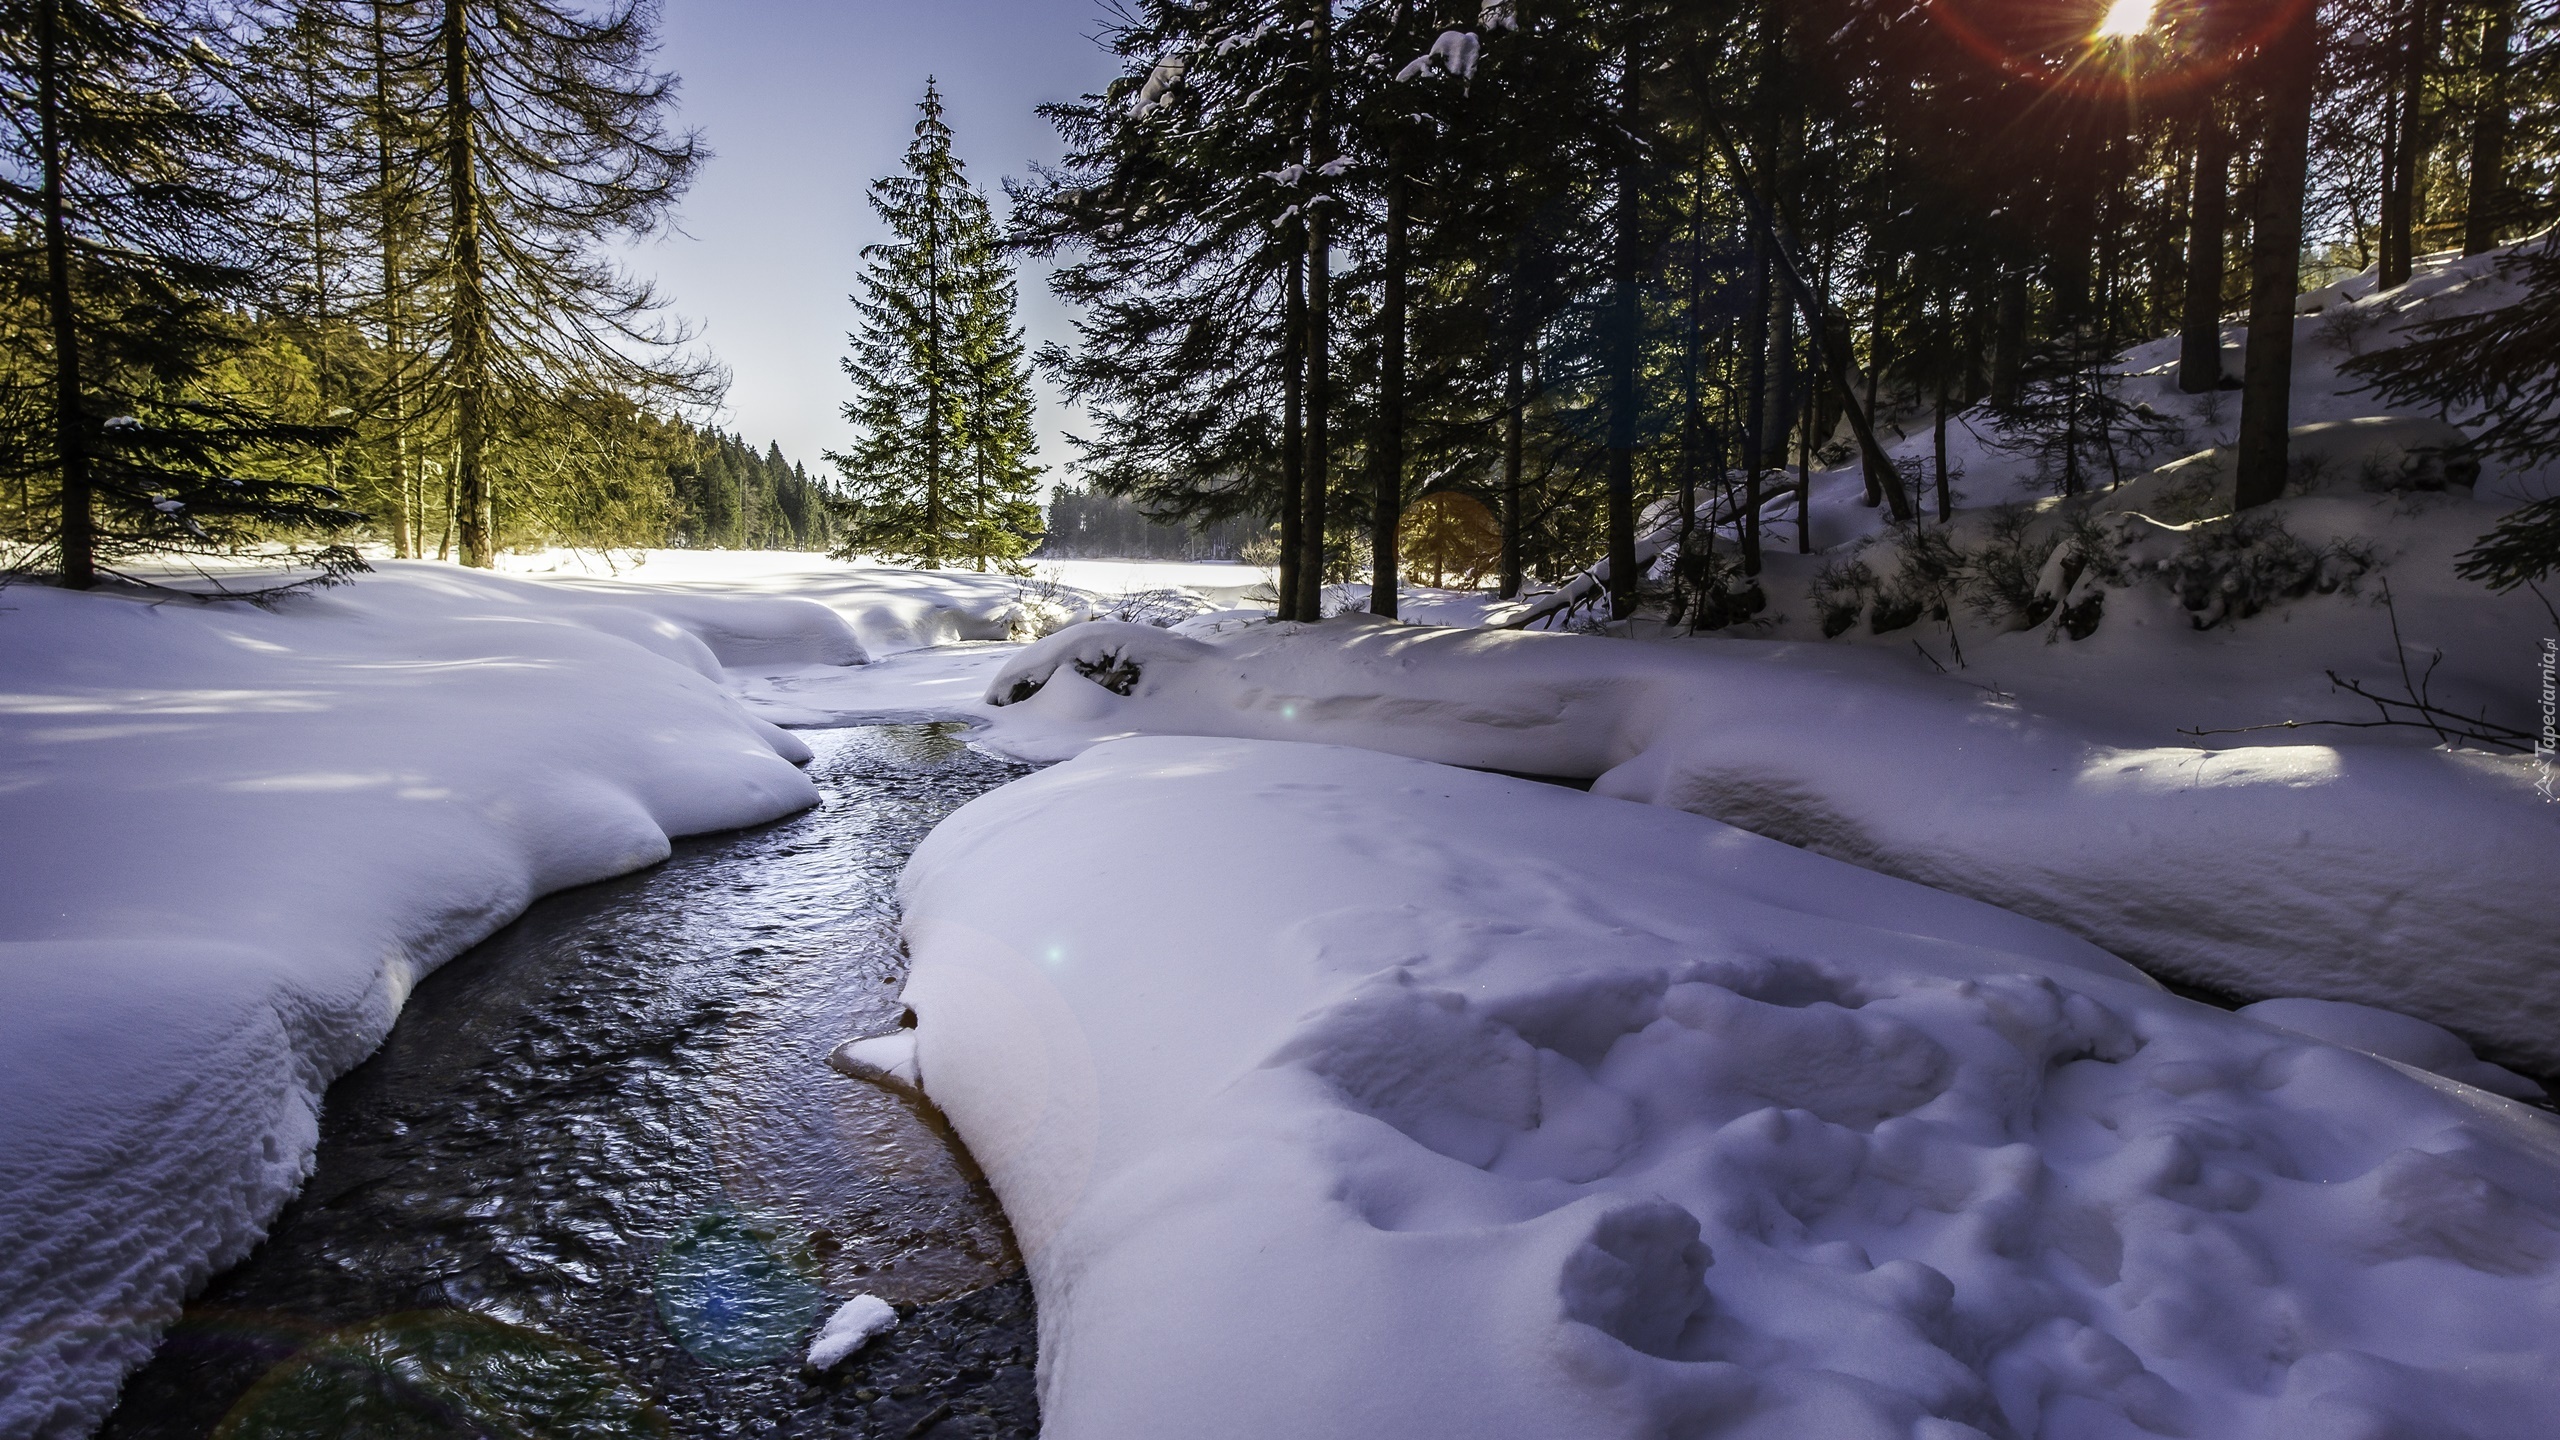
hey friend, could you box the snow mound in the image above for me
[0,563,879,1438]
[2239,998,2544,1100]
[805,1295,898,1370]
[964,618,2560,1071]
[900,736,2560,1440]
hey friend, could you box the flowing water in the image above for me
[100,725,1038,1440]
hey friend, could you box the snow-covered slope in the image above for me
[0,560,1021,1439]
[900,736,2560,1440]
[968,617,2559,1072]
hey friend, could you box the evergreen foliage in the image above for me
[0,0,357,586]
[830,81,1043,573]
[1016,0,2560,607]
[0,0,741,582]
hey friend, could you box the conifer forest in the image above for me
[0,0,830,582]
[1015,0,2559,619]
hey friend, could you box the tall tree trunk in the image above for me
[2049,132,2096,331]
[2381,0,2435,288]
[1499,339,1524,600]
[1298,0,1332,621]
[1933,290,1952,523]
[1991,262,2027,407]
[2180,93,2231,393]
[373,1,414,559]
[1676,144,1705,600]
[2235,0,2321,510]
[1603,33,1642,619]
[2464,0,2514,255]
[1279,242,1305,620]
[1371,134,1408,617]
[1706,113,1914,522]
[1738,227,1770,572]
[922,179,944,570]
[37,0,92,589]
[443,0,495,567]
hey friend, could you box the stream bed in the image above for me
[100,724,1037,1440]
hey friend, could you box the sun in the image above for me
[2093,0,2160,38]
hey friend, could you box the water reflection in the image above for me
[104,725,1040,1439]
[214,1312,666,1440]
[652,1209,826,1369]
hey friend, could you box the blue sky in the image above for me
[632,0,1124,482]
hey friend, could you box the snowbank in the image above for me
[900,736,2560,1440]
[0,562,916,1438]
[497,548,1035,654]
[971,617,2560,1071]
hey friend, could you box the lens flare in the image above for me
[2094,0,2159,38]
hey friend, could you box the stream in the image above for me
[100,724,1038,1440]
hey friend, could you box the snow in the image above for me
[2237,999,2543,1100]
[805,1294,899,1370]
[10,234,2556,1439]
[898,735,2560,1439]
[963,616,2560,1073]
[1398,30,1481,84]
[0,557,1033,1439]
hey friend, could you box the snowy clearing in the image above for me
[899,736,2560,1440]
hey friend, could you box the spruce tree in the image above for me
[829,81,1043,571]
[0,0,354,587]
[388,0,711,568]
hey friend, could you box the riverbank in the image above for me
[0,563,1033,1438]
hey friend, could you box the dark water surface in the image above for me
[101,725,1038,1440]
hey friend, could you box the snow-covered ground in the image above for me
[959,617,2559,1073]
[900,736,2560,1439]
[9,241,2558,1438]
[0,559,1042,1439]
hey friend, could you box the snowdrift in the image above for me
[901,736,2560,1440]
[0,560,1016,1439]
[975,617,2560,1072]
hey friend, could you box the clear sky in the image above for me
[632,0,1124,483]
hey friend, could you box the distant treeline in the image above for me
[1038,485,1271,561]
[671,429,836,552]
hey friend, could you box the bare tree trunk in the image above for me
[37,0,92,588]
[1934,289,1952,523]
[2235,0,2321,511]
[1603,33,1642,619]
[1278,242,1304,619]
[374,1,414,559]
[2381,0,2435,288]
[1707,112,1913,521]
[1499,340,1524,599]
[2464,0,2514,255]
[1371,124,1408,617]
[443,0,495,567]
[1298,0,1331,621]
[2180,93,2231,393]
[1738,228,1770,571]
[1991,263,2027,407]
[1675,139,1706,602]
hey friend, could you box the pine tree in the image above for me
[829,81,1043,571]
[397,0,712,568]
[0,0,355,587]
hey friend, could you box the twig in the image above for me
[2325,670,2532,748]
[2377,578,2452,744]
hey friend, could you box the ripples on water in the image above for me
[102,724,1038,1440]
